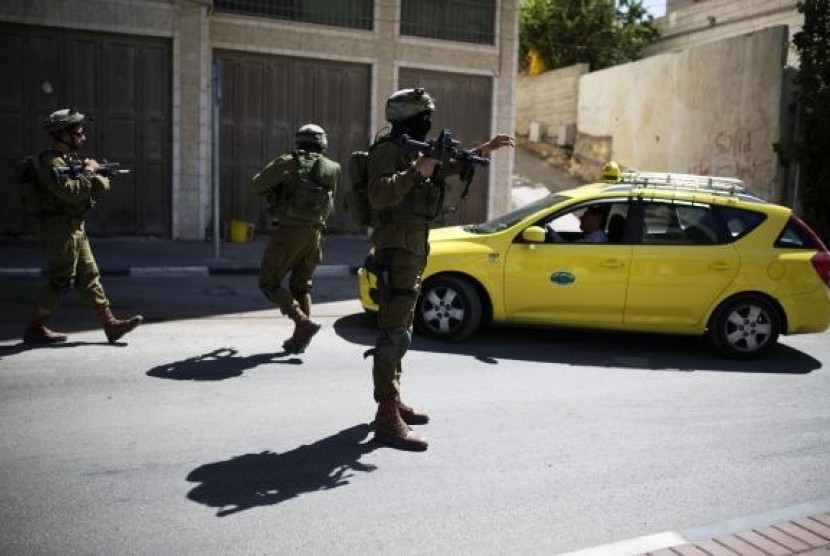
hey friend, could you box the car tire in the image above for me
[707,294,780,358]
[415,276,482,342]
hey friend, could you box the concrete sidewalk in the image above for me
[566,503,830,556]
[0,233,371,277]
[640,512,830,556]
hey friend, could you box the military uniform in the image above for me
[252,127,340,354]
[367,140,441,400]
[33,150,110,311]
[22,107,143,345]
[366,88,512,451]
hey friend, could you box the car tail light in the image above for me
[791,215,830,287]
[812,251,830,288]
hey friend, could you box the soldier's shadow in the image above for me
[146,347,301,381]
[185,423,377,516]
[0,340,126,360]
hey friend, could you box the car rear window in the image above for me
[775,216,824,249]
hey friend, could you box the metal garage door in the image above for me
[0,23,172,236]
[398,68,492,225]
[216,51,370,232]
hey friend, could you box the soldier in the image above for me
[367,88,513,451]
[21,108,143,345]
[252,124,341,354]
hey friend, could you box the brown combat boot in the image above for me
[374,399,428,451]
[95,305,143,343]
[397,397,430,425]
[22,306,68,344]
[282,305,321,354]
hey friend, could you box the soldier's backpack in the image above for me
[14,154,43,217]
[282,151,335,223]
[345,137,396,228]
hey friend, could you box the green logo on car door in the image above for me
[550,271,575,285]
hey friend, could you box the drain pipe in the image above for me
[212,58,222,260]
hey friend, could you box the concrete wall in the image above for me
[0,0,519,238]
[650,0,801,66]
[577,25,788,201]
[515,63,588,141]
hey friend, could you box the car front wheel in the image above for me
[707,295,780,358]
[415,276,482,342]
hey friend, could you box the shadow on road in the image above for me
[146,347,301,381]
[0,276,356,343]
[185,423,377,516]
[333,313,822,374]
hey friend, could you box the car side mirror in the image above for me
[522,226,546,243]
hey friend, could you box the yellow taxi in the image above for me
[358,169,830,358]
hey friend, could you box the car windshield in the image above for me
[464,194,570,233]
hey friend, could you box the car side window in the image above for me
[641,202,720,245]
[541,201,630,244]
[713,206,766,241]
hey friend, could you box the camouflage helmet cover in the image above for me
[43,107,92,133]
[385,88,435,123]
[295,123,327,149]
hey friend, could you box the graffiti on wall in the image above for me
[690,128,775,193]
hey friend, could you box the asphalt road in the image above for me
[1,275,828,555]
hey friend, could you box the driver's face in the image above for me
[580,210,599,232]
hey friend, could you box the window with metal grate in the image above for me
[400,0,496,45]
[214,0,373,31]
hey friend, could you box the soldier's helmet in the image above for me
[295,123,327,150]
[43,107,92,133]
[385,88,435,123]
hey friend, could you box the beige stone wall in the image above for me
[650,0,802,66]
[516,63,588,140]
[577,25,788,201]
[0,0,176,37]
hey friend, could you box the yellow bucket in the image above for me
[228,219,254,243]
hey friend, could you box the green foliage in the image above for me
[519,0,660,72]
[793,0,830,243]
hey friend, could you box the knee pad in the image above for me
[375,326,411,363]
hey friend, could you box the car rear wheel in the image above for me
[707,294,780,358]
[415,276,482,342]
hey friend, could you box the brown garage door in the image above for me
[398,68,492,225]
[0,23,172,236]
[216,51,370,232]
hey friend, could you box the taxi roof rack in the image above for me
[617,171,746,195]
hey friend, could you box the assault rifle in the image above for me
[53,159,131,180]
[400,128,489,181]
[399,128,489,215]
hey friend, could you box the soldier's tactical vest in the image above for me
[378,142,446,224]
[279,151,337,225]
[17,151,91,220]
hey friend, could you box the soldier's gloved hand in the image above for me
[415,154,439,178]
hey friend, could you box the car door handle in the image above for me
[600,259,626,269]
[708,262,733,271]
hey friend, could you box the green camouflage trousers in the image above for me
[36,220,108,310]
[371,248,427,402]
[258,224,322,315]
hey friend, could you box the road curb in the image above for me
[561,499,830,556]
[0,265,360,278]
